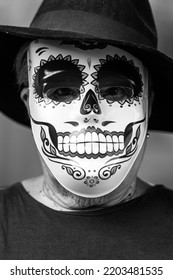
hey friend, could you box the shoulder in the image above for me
[136,178,173,201]
[144,184,173,209]
[153,184,173,197]
[0,183,23,215]
[0,182,25,200]
[0,183,21,196]
[0,184,14,199]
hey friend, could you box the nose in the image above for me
[80,89,101,115]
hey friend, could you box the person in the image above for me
[0,0,173,260]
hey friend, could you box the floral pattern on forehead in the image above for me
[32,53,89,105]
[91,54,144,107]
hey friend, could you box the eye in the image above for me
[100,86,134,102]
[43,87,80,102]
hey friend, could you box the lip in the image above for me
[56,126,126,159]
[30,115,146,159]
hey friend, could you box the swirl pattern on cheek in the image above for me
[30,115,144,189]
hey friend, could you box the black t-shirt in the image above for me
[0,182,173,260]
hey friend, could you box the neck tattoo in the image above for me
[42,179,137,212]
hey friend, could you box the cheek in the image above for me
[101,101,145,129]
[126,139,147,179]
[28,90,81,123]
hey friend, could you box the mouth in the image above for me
[56,126,126,159]
[30,115,146,160]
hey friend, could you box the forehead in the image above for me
[28,39,144,69]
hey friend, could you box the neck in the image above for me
[39,172,138,211]
[22,174,151,212]
[22,156,151,211]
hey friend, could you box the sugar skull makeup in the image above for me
[27,39,148,198]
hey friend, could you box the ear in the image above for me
[20,87,30,113]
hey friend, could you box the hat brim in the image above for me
[0,25,172,131]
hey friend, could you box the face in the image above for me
[27,39,148,198]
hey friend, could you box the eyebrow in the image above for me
[35,47,49,56]
[43,70,65,79]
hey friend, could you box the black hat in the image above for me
[0,0,172,131]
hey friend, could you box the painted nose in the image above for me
[80,89,102,115]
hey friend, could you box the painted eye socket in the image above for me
[100,86,134,102]
[43,87,80,102]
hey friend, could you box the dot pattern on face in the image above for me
[91,54,143,106]
[32,54,88,105]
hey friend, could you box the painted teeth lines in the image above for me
[57,132,124,156]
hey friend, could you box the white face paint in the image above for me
[27,39,148,198]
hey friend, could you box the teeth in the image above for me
[92,132,99,154]
[113,135,119,152]
[119,135,124,151]
[63,135,70,152]
[106,135,113,152]
[70,135,77,153]
[85,132,92,154]
[77,133,85,154]
[98,133,107,154]
[57,136,63,151]
[57,131,125,157]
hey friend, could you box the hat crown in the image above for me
[2,0,172,131]
[31,0,157,48]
